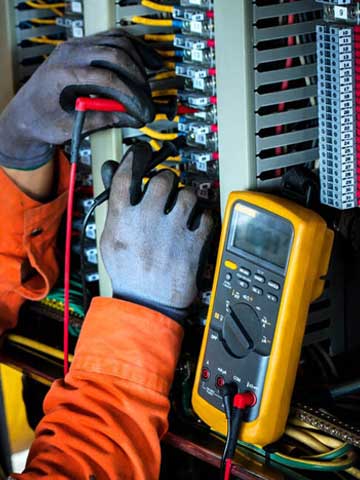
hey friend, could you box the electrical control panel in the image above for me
[316,1,360,209]
[192,191,334,446]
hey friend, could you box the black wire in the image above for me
[70,110,85,164]
[80,189,109,311]
[220,383,237,479]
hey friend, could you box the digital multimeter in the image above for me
[192,191,334,446]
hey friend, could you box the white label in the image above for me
[191,49,204,62]
[72,26,84,38]
[196,161,207,172]
[189,0,202,4]
[71,1,82,13]
[334,6,348,19]
[190,21,203,34]
[195,133,207,145]
[193,78,205,90]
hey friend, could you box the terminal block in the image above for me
[317,24,357,209]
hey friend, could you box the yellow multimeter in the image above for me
[192,191,334,447]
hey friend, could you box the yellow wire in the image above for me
[152,89,178,98]
[132,16,173,27]
[141,0,174,13]
[30,17,56,24]
[29,36,64,46]
[154,114,179,122]
[149,139,161,151]
[36,0,64,16]
[285,427,329,453]
[164,61,176,69]
[155,164,180,175]
[156,49,177,58]
[167,156,181,162]
[152,70,176,80]
[275,451,356,469]
[26,1,65,9]
[7,334,74,362]
[144,33,175,42]
[140,127,178,141]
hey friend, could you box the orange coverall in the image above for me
[0,152,184,479]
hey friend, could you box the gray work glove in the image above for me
[100,142,213,324]
[0,30,162,170]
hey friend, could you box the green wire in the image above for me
[236,440,355,472]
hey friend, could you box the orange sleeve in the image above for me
[11,297,184,480]
[0,151,69,334]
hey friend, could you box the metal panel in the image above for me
[0,0,15,112]
[83,0,120,298]
[214,0,256,214]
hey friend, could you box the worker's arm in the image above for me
[0,152,69,333]
[11,143,212,479]
[11,298,183,480]
[0,30,161,332]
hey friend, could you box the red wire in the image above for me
[64,162,77,375]
[224,459,232,480]
[275,11,295,157]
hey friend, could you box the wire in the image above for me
[144,34,175,42]
[30,17,57,24]
[29,36,64,45]
[155,113,179,122]
[35,0,64,16]
[64,162,77,375]
[132,16,173,27]
[164,61,176,69]
[63,110,85,375]
[141,0,174,13]
[140,126,179,141]
[151,70,176,80]
[79,191,109,312]
[149,139,161,151]
[7,334,74,363]
[26,1,65,9]
[152,89,178,97]
[156,49,178,58]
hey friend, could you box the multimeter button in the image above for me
[238,280,249,289]
[266,293,278,303]
[268,280,280,290]
[225,260,238,270]
[254,274,265,284]
[239,267,251,277]
[202,368,210,380]
[225,273,232,281]
[252,286,263,296]
[216,376,225,388]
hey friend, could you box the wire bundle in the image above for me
[237,419,360,477]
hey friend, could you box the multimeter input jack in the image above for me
[220,383,257,480]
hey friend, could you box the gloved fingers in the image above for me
[194,210,214,240]
[59,66,155,124]
[109,142,153,208]
[170,187,199,226]
[98,29,163,71]
[83,111,143,132]
[142,169,179,214]
[73,44,149,87]
[101,160,119,190]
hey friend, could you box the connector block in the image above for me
[317,24,357,209]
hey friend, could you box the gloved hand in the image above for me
[100,142,213,323]
[0,30,162,170]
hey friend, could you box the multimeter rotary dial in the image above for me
[221,303,261,358]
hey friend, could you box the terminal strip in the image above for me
[317,24,357,209]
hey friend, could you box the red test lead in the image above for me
[63,97,126,375]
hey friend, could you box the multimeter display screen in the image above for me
[230,205,293,269]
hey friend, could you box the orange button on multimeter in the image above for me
[192,191,334,446]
